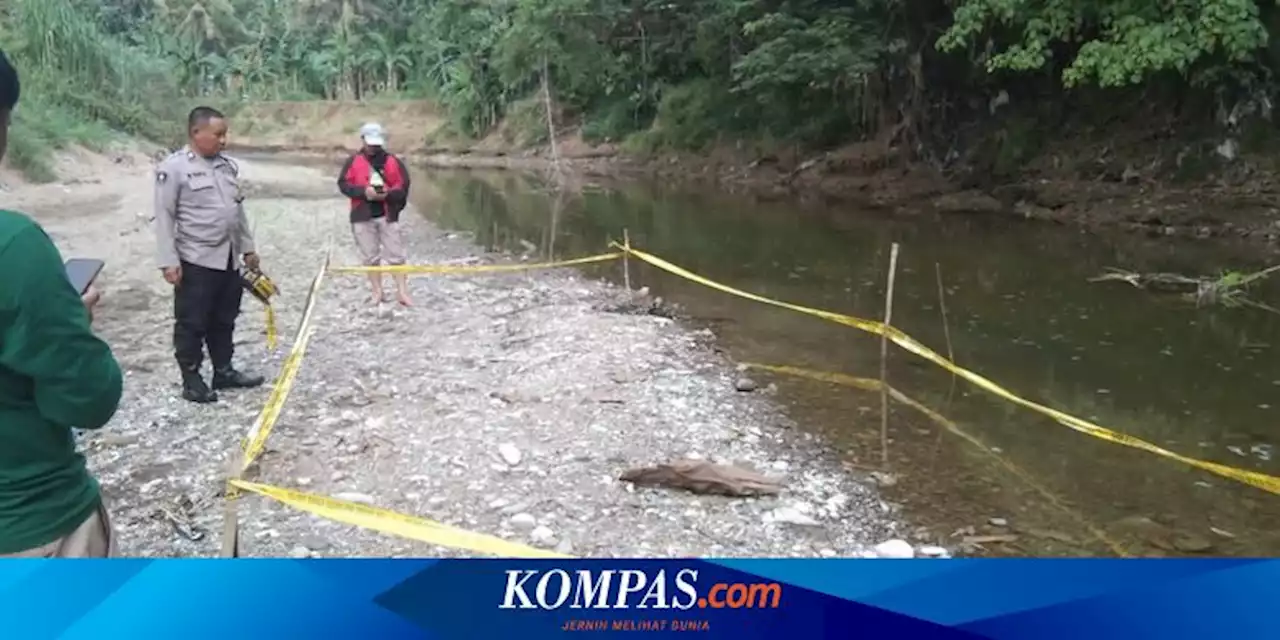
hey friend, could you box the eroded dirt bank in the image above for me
[228,142,1280,254]
[3,146,922,558]
[228,100,1280,252]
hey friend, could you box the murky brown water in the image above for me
[409,168,1280,557]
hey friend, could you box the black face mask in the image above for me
[365,147,386,159]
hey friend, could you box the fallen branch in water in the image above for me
[1090,265,1280,311]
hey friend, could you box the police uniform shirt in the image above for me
[153,147,255,271]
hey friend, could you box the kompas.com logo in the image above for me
[498,568,783,610]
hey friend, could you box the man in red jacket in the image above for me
[337,123,413,306]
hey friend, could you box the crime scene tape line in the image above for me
[327,252,623,275]
[743,363,1131,557]
[264,304,278,351]
[617,244,1280,496]
[239,250,331,473]
[229,480,572,558]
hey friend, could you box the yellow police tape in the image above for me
[228,479,572,558]
[742,362,1132,557]
[617,244,1280,497]
[327,252,623,275]
[264,304,278,351]
[239,251,331,473]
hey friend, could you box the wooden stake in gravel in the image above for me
[220,454,241,558]
[623,228,632,291]
[880,243,900,465]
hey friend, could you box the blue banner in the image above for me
[2,559,1276,639]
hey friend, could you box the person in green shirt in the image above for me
[0,48,124,557]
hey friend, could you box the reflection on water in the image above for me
[411,168,1280,556]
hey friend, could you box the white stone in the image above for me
[873,539,915,559]
[498,443,522,466]
[510,513,537,529]
[766,507,820,527]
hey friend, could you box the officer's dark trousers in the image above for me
[174,258,242,371]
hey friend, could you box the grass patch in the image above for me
[6,121,58,182]
[6,98,117,182]
[500,97,550,147]
[423,121,470,147]
[0,0,189,180]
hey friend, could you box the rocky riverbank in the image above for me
[5,145,939,558]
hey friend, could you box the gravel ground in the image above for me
[18,153,912,558]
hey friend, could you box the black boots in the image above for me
[180,365,265,403]
[180,366,218,404]
[212,366,266,391]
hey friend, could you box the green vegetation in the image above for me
[118,0,1267,153]
[5,0,1280,178]
[0,0,190,180]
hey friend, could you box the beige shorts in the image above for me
[352,218,407,267]
[0,501,117,558]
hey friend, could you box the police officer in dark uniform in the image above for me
[153,106,265,403]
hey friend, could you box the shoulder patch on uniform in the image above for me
[156,171,168,184]
[157,151,183,171]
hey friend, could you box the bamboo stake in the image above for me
[879,243,900,465]
[220,455,241,558]
[220,499,239,558]
[548,190,562,261]
[930,261,957,462]
[935,262,957,406]
[623,228,632,291]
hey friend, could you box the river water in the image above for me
[405,167,1280,557]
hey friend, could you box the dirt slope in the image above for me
[232,100,447,151]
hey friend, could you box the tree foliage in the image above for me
[3,0,1279,165]
[938,0,1270,88]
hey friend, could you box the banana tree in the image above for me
[322,31,356,99]
[275,37,314,96]
[158,0,249,59]
[356,42,380,96]
[295,0,382,29]
[198,51,231,94]
[382,44,415,94]
[306,49,341,99]
[228,43,278,98]
[363,32,414,93]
